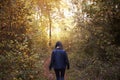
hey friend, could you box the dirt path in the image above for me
[43,57,54,80]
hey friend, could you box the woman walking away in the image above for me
[49,41,70,80]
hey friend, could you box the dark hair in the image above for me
[55,41,63,49]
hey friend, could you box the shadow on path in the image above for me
[43,57,54,80]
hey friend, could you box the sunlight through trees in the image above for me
[0,0,120,80]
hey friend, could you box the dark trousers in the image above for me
[54,69,65,80]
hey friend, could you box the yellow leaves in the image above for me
[29,75,34,79]
[10,40,14,44]
[13,77,18,80]
[26,27,34,34]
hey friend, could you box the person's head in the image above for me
[55,41,63,49]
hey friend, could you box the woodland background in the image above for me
[0,0,120,80]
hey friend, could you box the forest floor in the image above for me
[43,57,54,80]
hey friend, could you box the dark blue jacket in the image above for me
[49,48,69,69]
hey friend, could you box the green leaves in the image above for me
[69,0,120,79]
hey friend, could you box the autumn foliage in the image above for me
[0,0,120,80]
